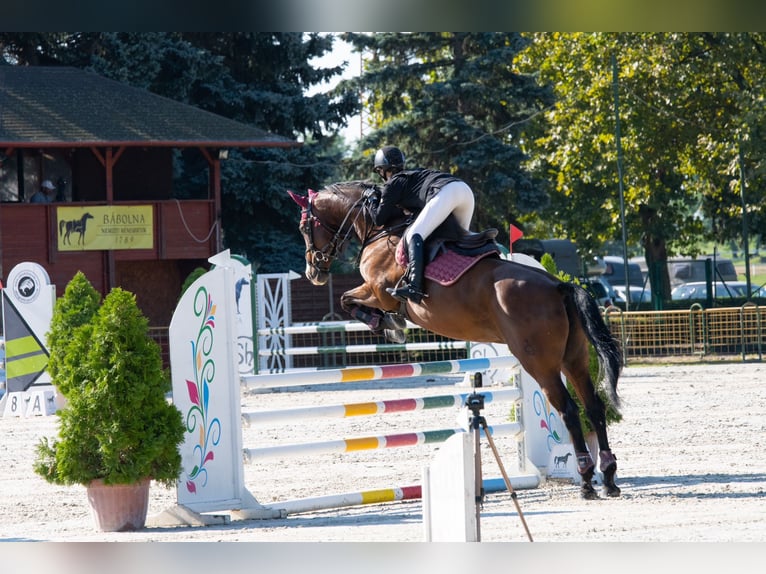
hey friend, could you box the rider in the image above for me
[366,145,476,304]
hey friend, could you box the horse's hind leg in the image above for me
[560,390,601,500]
[583,391,620,497]
[531,369,601,500]
[563,355,621,498]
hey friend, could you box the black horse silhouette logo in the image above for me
[554,452,573,468]
[60,212,94,246]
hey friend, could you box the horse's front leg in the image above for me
[340,284,406,342]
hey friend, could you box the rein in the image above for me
[301,186,408,272]
[362,220,409,248]
[301,192,365,274]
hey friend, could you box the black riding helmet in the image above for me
[373,146,405,179]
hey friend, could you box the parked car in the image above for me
[613,285,652,305]
[600,255,644,287]
[581,276,617,307]
[631,255,738,289]
[670,281,749,301]
[513,238,581,278]
[667,257,737,288]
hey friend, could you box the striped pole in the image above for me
[242,387,522,426]
[258,340,469,357]
[257,320,418,336]
[270,474,540,516]
[275,485,422,515]
[241,355,520,390]
[243,422,522,462]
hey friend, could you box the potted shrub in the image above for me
[43,270,102,407]
[34,272,185,532]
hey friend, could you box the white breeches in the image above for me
[404,180,475,244]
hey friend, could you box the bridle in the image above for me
[299,189,366,275]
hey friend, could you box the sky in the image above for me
[309,35,363,144]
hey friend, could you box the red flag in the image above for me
[509,224,524,252]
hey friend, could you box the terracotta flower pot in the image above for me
[86,478,150,532]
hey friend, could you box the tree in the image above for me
[336,32,555,247]
[517,33,766,299]
[0,32,360,273]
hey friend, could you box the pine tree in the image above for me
[338,32,556,246]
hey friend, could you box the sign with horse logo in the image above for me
[56,205,154,251]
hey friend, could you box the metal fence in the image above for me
[604,303,764,362]
[285,324,470,370]
[150,303,764,371]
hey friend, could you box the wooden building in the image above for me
[0,66,298,326]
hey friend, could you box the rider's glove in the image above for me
[363,187,380,203]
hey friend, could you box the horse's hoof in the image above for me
[382,312,407,330]
[580,483,600,500]
[603,484,621,497]
[384,329,406,344]
[389,313,407,330]
[601,458,620,497]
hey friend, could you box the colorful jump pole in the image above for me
[243,422,522,462]
[242,388,522,426]
[240,355,520,390]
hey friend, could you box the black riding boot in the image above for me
[389,234,427,304]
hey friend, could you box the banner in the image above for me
[3,296,49,392]
[56,205,154,251]
[3,262,54,392]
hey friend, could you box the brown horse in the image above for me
[288,181,623,499]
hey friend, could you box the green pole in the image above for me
[612,53,631,307]
[738,138,752,298]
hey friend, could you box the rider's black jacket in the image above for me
[369,168,460,227]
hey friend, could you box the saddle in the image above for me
[426,228,499,260]
[396,228,501,287]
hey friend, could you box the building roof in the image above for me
[0,66,299,149]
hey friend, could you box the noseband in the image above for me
[300,192,366,275]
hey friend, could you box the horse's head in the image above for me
[287,182,371,285]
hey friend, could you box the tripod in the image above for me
[467,373,534,542]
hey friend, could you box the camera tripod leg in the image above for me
[478,417,534,542]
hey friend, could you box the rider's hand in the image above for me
[363,187,380,203]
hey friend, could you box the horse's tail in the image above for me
[559,282,623,409]
[59,219,65,235]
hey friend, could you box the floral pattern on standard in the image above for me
[183,286,222,494]
[533,389,562,450]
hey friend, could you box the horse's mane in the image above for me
[323,179,376,202]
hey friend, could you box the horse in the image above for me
[287,181,623,499]
[59,212,94,246]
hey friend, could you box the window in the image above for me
[0,149,73,202]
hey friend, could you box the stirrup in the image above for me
[389,284,427,304]
[386,286,406,303]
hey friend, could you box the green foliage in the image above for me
[35,278,185,487]
[566,351,623,433]
[518,33,766,299]
[7,32,764,282]
[338,32,556,247]
[540,253,558,276]
[45,271,101,398]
